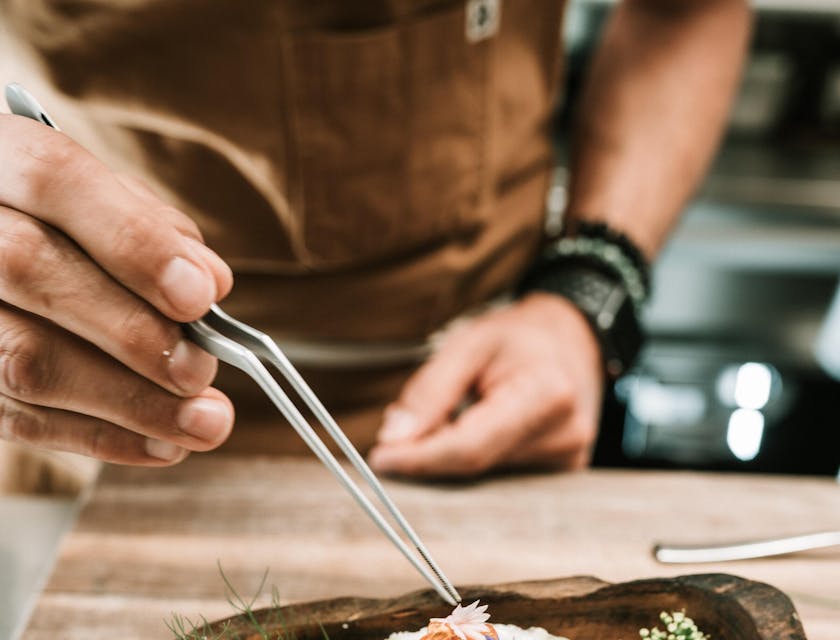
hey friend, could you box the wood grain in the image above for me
[20,456,840,640]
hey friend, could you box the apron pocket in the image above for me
[283,4,492,266]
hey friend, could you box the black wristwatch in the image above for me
[516,223,649,378]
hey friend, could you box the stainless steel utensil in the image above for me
[654,530,840,563]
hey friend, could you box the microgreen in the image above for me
[638,611,710,640]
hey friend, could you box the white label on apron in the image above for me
[466,0,501,43]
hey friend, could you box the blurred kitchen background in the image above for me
[560,0,840,476]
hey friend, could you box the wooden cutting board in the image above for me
[21,458,840,640]
[202,574,806,640]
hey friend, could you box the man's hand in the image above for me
[0,114,234,465]
[368,293,603,477]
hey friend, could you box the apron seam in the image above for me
[279,32,312,265]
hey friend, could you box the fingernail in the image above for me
[145,438,184,462]
[160,256,216,316]
[186,238,233,299]
[176,397,233,443]
[167,339,218,394]
[378,407,418,443]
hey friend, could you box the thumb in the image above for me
[376,326,495,444]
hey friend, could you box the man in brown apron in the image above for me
[0,0,750,487]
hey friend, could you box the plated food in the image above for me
[387,600,568,640]
[385,600,709,640]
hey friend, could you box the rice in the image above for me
[385,623,569,640]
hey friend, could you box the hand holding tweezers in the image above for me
[5,83,461,607]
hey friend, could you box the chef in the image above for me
[0,0,750,484]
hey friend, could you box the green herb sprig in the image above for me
[639,611,710,640]
[166,562,297,640]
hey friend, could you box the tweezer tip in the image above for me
[443,587,462,605]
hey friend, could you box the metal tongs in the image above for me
[5,83,461,606]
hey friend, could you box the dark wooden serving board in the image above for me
[204,574,806,640]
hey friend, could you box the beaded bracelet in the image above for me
[564,221,651,290]
[541,232,650,314]
[519,220,651,317]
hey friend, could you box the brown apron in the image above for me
[2,0,566,455]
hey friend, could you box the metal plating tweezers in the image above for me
[5,83,461,607]
[184,305,461,605]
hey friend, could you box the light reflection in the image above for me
[734,362,773,410]
[726,408,765,461]
[627,378,706,427]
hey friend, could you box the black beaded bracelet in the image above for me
[566,222,649,280]
[520,224,651,314]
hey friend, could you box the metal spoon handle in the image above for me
[654,530,840,563]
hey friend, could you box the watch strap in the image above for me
[517,260,643,377]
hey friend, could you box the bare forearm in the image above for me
[566,0,752,259]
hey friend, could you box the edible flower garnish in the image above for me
[424,601,498,640]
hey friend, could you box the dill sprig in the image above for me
[165,562,298,640]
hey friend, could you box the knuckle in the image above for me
[0,214,53,291]
[116,298,173,361]
[120,382,156,428]
[0,396,45,444]
[109,212,155,264]
[14,131,84,203]
[84,422,113,460]
[0,325,55,399]
[122,382,177,435]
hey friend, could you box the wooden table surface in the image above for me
[20,456,840,640]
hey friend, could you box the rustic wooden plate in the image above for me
[204,574,806,640]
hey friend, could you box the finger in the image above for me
[376,324,495,444]
[0,306,234,451]
[115,173,204,237]
[0,115,232,320]
[0,207,217,395]
[0,394,190,466]
[114,173,167,207]
[370,375,570,478]
[501,419,597,471]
